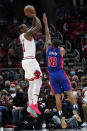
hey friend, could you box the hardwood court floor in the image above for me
[2,127,87,131]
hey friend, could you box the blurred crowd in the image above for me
[56,7,87,62]
[0,67,87,129]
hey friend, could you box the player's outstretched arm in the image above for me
[26,15,42,36]
[43,13,51,51]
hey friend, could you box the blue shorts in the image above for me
[49,69,72,94]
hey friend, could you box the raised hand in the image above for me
[43,13,48,25]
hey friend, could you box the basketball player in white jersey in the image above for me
[18,14,42,118]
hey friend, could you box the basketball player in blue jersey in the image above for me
[43,13,81,128]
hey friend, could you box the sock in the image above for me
[58,111,62,116]
[73,104,78,109]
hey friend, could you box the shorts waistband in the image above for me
[23,56,35,60]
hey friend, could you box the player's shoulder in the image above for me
[20,33,24,38]
[60,47,65,51]
[60,47,65,56]
[47,45,52,50]
[19,33,25,41]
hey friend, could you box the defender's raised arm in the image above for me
[43,13,51,51]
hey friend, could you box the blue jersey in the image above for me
[46,46,64,72]
[46,46,71,94]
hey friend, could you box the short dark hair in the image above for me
[17,24,25,34]
[52,39,60,48]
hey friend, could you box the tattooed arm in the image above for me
[43,13,52,51]
[26,15,42,36]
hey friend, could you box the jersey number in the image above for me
[48,57,57,67]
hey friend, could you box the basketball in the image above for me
[24,5,36,17]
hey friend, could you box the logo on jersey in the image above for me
[34,70,41,79]
[49,51,57,56]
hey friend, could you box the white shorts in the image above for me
[22,58,42,81]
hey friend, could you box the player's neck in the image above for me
[52,46,58,49]
[24,33,33,41]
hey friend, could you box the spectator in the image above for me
[72,75,79,82]
[9,85,16,99]
[81,91,87,127]
[5,80,11,92]
[7,48,16,68]
[81,34,87,62]
[12,89,27,124]
[0,90,9,126]
[76,88,83,122]
[0,75,5,91]
[71,81,78,103]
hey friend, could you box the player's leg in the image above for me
[28,81,33,105]
[55,94,62,116]
[22,60,41,117]
[49,73,62,116]
[22,60,32,105]
[32,78,42,104]
[66,90,82,122]
[27,60,42,116]
[62,70,81,122]
[31,78,42,115]
[27,81,38,118]
[61,70,77,108]
[55,93,67,129]
[28,61,42,115]
[49,72,67,128]
[65,90,77,108]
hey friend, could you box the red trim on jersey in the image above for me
[18,36,21,45]
[23,56,35,60]
[25,76,43,81]
[49,73,55,95]
[64,71,72,89]
[60,56,64,69]
[23,42,26,52]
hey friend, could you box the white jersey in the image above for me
[19,33,42,80]
[20,33,36,59]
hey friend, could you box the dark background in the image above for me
[0,0,87,33]
[0,0,81,25]
[0,0,87,27]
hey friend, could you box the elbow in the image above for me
[36,23,42,32]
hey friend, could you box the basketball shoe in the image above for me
[30,103,41,115]
[73,108,82,122]
[27,105,38,118]
[59,115,67,128]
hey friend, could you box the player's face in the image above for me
[21,25,28,33]
[52,39,59,48]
